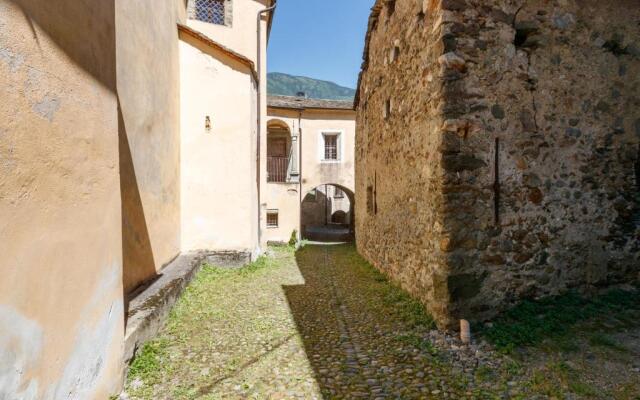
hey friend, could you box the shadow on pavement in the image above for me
[282,244,438,399]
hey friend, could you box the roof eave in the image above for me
[177,23,259,82]
[354,0,383,108]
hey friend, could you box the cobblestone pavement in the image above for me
[123,244,528,399]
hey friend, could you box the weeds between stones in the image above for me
[480,288,640,353]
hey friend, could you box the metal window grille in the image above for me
[334,188,344,198]
[267,211,279,228]
[194,0,225,25]
[324,135,338,160]
[267,156,289,182]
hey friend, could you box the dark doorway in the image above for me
[301,184,354,242]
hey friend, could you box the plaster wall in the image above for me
[299,110,356,195]
[264,183,301,243]
[263,108,356,243]
[116,0,185,294]
[0,0,124,398]
[179,37,259,255]
[186,0,268,65]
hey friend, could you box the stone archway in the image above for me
[301,183,354,242]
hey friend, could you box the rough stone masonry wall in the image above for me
[356,0,452,325]
[356,0,640,329]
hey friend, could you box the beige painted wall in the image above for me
[0,1,124,398]
[179,36,259,256]
[186,0,269,65]
[0,0,270,396]
[263,108,356,243]
[116,0,185,294]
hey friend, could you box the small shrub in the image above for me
[289,230,298,246]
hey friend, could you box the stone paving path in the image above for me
[123,244,522,400]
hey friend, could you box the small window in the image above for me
[383,99,391,119]
[193,0,226,25]
[323,134,339,160]
[266,210,278,228]
[334,187,344,198]
[367,186,374,214]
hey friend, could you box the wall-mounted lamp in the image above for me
[205,116,211,131]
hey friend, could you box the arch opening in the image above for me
[301,184,354,242]
[267,119,293,183]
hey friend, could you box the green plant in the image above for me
[289,229,298,246]
[588,332,625,351]
[395,333,438,355]
[128,339,168,382]
[480,289,640,352]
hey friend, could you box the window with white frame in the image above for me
[322,132,340,161]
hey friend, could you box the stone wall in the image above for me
[355,0,640,329]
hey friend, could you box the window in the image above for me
[323,134,338,160]
[266,210,278,228]
[384,99,391,119]
[334,187,344,198]
[192,0,227,25]
[267,137,289,183]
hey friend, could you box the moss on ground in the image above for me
[481,288,640,353]
[479,287,640,399]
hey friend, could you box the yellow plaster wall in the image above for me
[0,1,124,398]
[116,0,185,293]
[0,0,268,396]
[186,0,269,65]
[263,108,356,244]
[179,37,259,255]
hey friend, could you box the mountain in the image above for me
[267,72,356,101]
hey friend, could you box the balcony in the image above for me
[267,156,290,183]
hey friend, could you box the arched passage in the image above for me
[301,183,354,242]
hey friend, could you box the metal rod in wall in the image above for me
[494,138,500,225]
[325,184,329,226]
[298,110,303,241]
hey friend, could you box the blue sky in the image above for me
[267,0,374,89]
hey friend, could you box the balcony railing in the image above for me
[267,156,289,183]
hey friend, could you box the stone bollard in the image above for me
[460,319,471,344]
